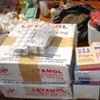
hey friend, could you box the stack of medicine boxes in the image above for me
[74,44,100,99]
[0,21,77,99]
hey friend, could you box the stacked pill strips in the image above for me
[12,24,56,56]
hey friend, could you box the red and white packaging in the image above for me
[0,23,77,84]
[0,82,73,99]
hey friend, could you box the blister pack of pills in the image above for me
[28,25,56,55]
[12,24,56,56]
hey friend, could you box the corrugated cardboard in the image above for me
[0,81,73,99]
[0,23,77,84]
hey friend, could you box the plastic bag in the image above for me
[53,4,94,44]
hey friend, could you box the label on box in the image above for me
[76,47,100,70]
[75,71,100,83]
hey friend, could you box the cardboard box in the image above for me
[75,46,100,84]
[73,84,100,99]
[0,82,73,99]
[0,23,77,84]
[0,34,8,45]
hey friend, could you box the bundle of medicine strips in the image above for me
[12,24,56,55]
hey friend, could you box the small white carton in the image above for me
[0,23,77,84]
[73,84,100,100]
[0,82,73,99]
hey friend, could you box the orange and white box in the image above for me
[0,23,77,84]
[0,82,73,99]
[73,84,100,99]
[75,46,100,83]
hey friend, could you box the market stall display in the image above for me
[0,0,100,100]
